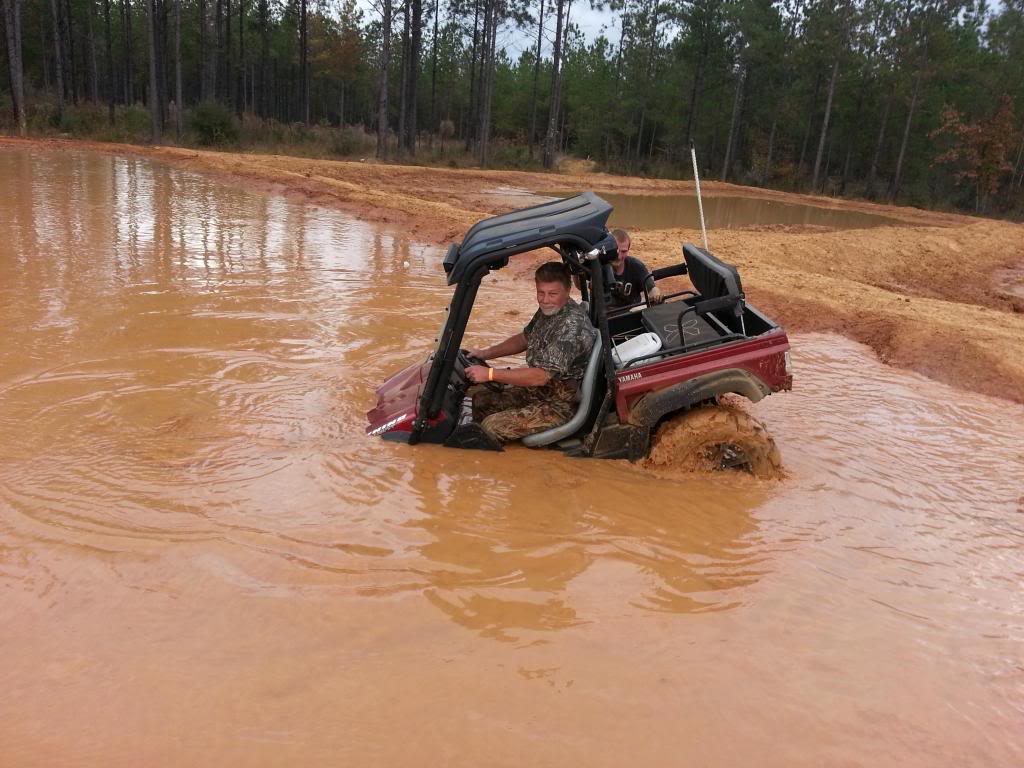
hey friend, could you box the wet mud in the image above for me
[1,149,1023,766]
[994,264,1024,307]
[643,401,783,478]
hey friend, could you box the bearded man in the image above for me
[465,261,597,443]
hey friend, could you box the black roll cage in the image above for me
[409,233,619,445]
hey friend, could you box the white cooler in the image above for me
[611,332,663,368]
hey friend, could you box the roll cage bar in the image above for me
[410,193,619,444]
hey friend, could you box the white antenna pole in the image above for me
[690,141,709,252]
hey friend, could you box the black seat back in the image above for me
[682,244,744,320]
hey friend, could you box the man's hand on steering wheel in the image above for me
[465,365,494,385]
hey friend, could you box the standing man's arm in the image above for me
[644,273,664,304]
[634,259,664,305]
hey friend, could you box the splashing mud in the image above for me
[644,401,784,478]
[1,148,1022,767]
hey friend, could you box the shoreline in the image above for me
[4,135,1022,403]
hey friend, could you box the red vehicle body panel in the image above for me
[613,329,792,423]
[367,327,792,441]
[365,359,427,438]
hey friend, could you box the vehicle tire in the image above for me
[643,404,783,479]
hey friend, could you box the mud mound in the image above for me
[643,404,783,479]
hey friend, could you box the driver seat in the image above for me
[521,340,604,448]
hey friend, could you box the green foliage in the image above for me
[488,141,544,170]
[329,125,376,157]
[187,101,241,146]
[1,0,1022,216]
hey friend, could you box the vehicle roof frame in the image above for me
[411,242,616,443]
[443,192,617,285]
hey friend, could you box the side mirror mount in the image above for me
[588,232,619,264]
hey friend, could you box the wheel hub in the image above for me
[703,442,754,472]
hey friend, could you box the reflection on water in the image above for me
[398,458,769,640]
[552,189,907,230]
[1,147,1022,767]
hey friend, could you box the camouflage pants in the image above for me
[471,379,578,443]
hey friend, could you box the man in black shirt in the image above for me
[610,229,664,307]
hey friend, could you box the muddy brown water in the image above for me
[2,148,1023,767]
[548,190,907,231]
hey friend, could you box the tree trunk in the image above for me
[476,0,498,166]
[797,72,821,179]
[721,63,744,181]
[270,55,276,119]
[123,0,134,103]
[888,70,921,203]
[49,0,65,122]
[376,0,391,158]
[211,0,223,103]
[607,15,626,160]
[144,0,160,141]
[258,0,267,115]
[198,0,205,100]
[475,0,491,165]
[865,83,893,199]
[405,0,421,153]
[839,143,852,195]
[1,0,26,135]
[542,0,568,169]
[397,0,408,149]
[155,0,167,125]
[102,0,113,121]
[225,0,232,105]
[685,35,708,146]
[464,0,480,150]
[214,0,222,100]
[638,0,658,166]
[1010,137,1023,190]
[811,57,839,193]
[763,111,777,186]
[64,0,77,104]
[300,0,307,123]
[428,0,438,146]
[86,0,99,102]
[144,0,159,140]
[174,0,181,137]
[237,0,244,113]
[634,109,644,165]
[40,19,49,91]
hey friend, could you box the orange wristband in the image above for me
[487,368,494,382]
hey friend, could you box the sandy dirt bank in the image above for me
[5,136,1022,402]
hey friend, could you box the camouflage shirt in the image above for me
[523,298,598,381]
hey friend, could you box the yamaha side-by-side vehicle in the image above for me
[366,192,792,474]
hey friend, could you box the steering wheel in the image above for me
[457,349,502,392]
